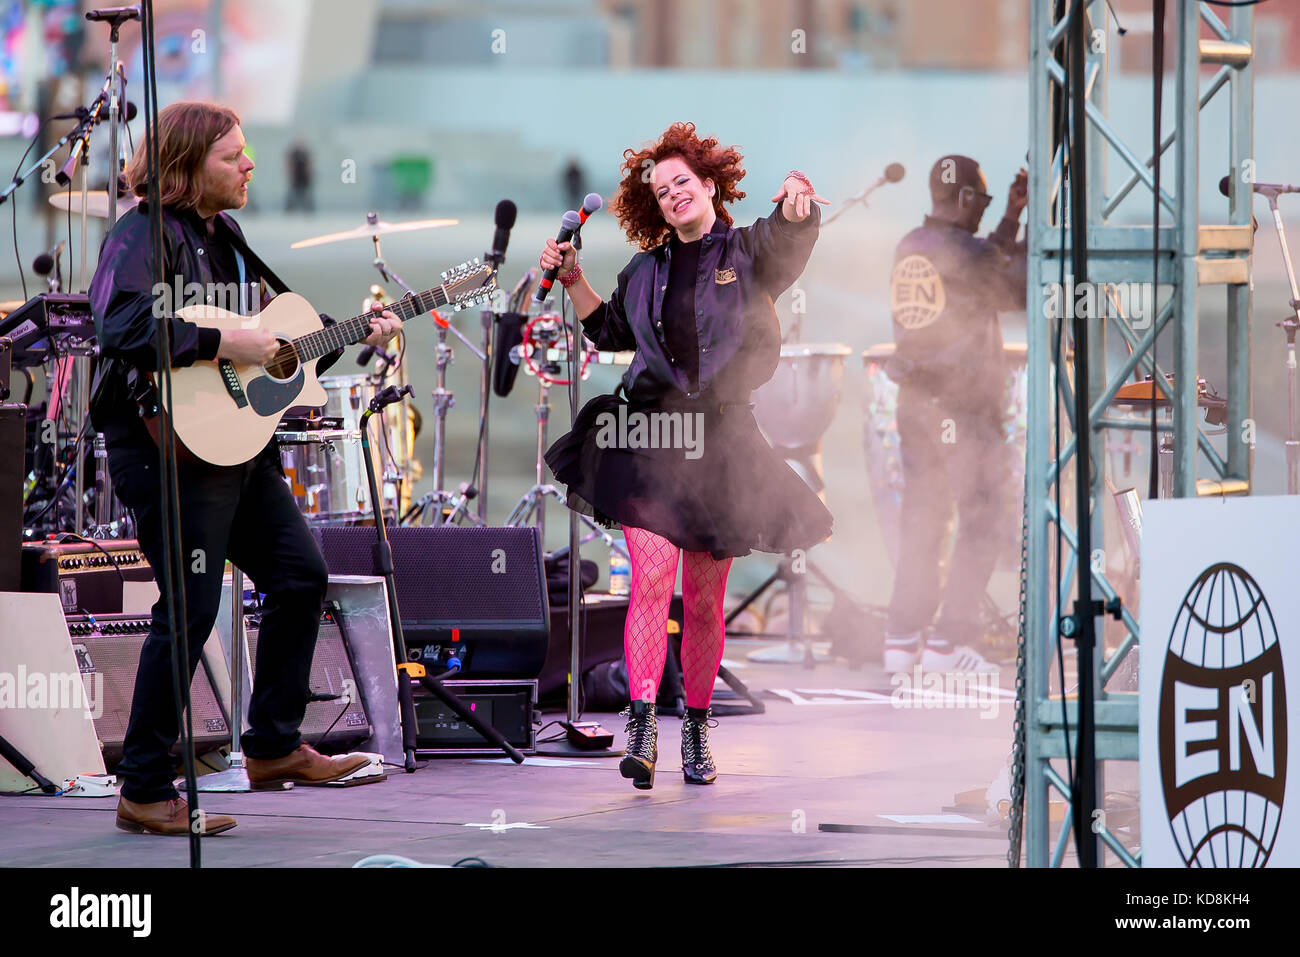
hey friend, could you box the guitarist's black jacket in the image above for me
[89,203,342,447]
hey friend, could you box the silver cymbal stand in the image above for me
[367,214,487,525]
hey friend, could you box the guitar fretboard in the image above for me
[293,287,447,362]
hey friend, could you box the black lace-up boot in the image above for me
[680,706,717,785]
[619,700,658,790]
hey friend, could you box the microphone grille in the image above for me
[582,192,604,215]
[561,210,583,230]
[495,199,518,229]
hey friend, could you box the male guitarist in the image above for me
[89,102,401,835]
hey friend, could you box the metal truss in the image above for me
[1021,0,1254,867]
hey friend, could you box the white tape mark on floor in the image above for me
[879,814,981,825]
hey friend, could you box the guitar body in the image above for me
[165,293,327,466]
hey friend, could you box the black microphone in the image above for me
[535,193,603,303]
[32,241,67,277]
[487,199,517,266]
[535,210,583,303]
[85,5,140,24]
[1220,174,1300,198]
[357,343,397,368]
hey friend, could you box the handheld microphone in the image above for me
[32,241,67,277]
[487,199,517,266]
[535,193,603,303]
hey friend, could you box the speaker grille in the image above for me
[314,526,546,625]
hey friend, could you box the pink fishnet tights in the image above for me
[623,526,732,708]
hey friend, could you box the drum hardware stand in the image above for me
[361,385,524,766]
[725,553,839,668]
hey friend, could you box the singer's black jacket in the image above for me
[580,202,819,404]
[88,204,341,447]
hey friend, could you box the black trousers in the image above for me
[887,384,1010,643]
[107,438,329,803]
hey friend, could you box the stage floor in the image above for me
[0,645,1091,868]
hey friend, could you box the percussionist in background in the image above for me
[882,154,1027,674]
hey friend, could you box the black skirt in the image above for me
[544,391,834,560]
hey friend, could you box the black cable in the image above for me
[54,533,126,586]
[8,125,41,302]
[309,699,352,753]
[1149,0,1165,500]
[1051,0,1075,846]
[1201,0,1267,6]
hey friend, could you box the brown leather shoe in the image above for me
[244,743,376,790]
[116,796,237,836]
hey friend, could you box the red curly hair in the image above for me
[610,122,747,251]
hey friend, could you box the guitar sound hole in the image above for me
[264,340,298,381]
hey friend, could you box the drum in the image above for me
[276,374,397,524]
[276,423,363,521]
[753,342,854,450]
[860,342,1028,568]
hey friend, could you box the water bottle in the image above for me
[609,543,630,596]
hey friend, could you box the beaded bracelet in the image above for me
[786,169,816,195]
[558,264,583,288]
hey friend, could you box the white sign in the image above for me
[1140,496,1297,867]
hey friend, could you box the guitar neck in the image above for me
[293,286,448,362]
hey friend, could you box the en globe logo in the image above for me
[1159,563,1287,867]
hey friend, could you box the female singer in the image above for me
[540,122,832,789]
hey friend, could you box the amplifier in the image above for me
[64,613,230,767]
[238,605,371,753]
[313,525,549,678]
[412,679,537,755]
[21,538,154,614]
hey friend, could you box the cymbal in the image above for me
[48,190,139,219]
[290,217,458,250]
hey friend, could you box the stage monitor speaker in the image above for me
[64,613,231,767]
[313,525,549,679]
[236,605,371,753]
[0,403,23,592]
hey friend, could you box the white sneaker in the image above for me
[883,634,922,673]
[920,644,1000,674]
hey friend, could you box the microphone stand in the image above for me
[1257,186,1300,494]
[822,173,893,226]
[362,386,523,765]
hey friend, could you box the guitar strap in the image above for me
[214,214,293,297]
